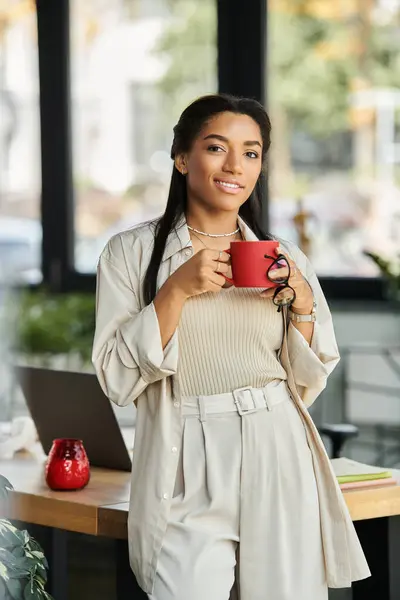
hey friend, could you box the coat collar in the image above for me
[162,215,257,261]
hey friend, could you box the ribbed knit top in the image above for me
[178,286,287,396]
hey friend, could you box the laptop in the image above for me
[15,366,133,471]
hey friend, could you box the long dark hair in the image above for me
[143,94,273,305]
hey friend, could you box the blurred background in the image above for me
[1,0,400,281]
[0,3,399,600]
[0,0,399,463]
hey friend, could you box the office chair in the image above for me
[320,423,359,459]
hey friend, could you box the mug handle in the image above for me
[220,248,235,285]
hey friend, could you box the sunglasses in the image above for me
[264,253,296,311]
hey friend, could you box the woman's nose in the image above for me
[222,152,243,174]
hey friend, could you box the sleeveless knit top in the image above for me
[178,286,287,396]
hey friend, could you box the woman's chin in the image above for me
[188,187,247,213]
[209,193,246,212]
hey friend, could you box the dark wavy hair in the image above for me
[143,93,273,305]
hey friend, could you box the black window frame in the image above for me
[36,0,385,301]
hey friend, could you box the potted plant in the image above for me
[364,250,400,303]
[10,289,96,369]
[0,474,54,600]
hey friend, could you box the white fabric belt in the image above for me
[182,379,290,419]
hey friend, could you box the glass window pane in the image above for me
[71,0,217,273]
[0,2,42,285]
[268,0,400,277]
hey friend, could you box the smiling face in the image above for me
[176,111,263,215]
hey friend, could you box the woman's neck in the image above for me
[185,208,239,236]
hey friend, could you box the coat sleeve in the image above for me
[92,236,179,406]
[284,244,340,408]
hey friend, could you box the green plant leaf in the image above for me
[24,580,44,600]
[0,549,37,582]
[0,548,29,573]
[34,575,46,589]
[0,519,28,549]
[20,530,31,546]
[33,562,47,583]
[0,558,10,581]
[12,546,26,559]
[0,475,13,500]
[0,577,9,600]
[0,515,53,599]
[4,577,24,600]
[14,557,37,573]
[29,551,45,562]
[23,552,48,585]
[26,538,45,555]
[26,542,48,570]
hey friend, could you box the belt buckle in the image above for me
[233,387,257,416]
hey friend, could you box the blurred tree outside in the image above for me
[152,0,400,199]
[152,0,217,136]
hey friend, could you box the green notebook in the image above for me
[331,457,392,484]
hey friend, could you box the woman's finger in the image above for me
[268,266,290,280]
[275,247,301,280]
[214,261,229,274]
[260,288,275,298]
[212,250,231,263]
[210,272,228,287]
[276,246,294,265]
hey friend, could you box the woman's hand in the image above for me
[261,246,314,313]
[153,249,231,349]
[168,249,232,300]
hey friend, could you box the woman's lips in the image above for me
[214,179,244,194]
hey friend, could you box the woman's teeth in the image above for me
[215,180,240,189]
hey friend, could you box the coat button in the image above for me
[171,446,178,453]
[163,493,168,500]
[173,401,180,408]
[184,248,192,256]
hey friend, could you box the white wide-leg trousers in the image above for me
[149,380,328,600]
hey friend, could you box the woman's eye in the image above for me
[208,145,224,153]
[246,151,259,159]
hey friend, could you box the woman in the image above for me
[92,94,370,600]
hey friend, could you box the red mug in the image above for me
[45,438,90,491]
[224,240,281,288]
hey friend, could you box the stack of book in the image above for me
[331,457,398,491]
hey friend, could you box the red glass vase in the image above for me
[45,439,90,491]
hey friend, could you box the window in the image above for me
[0,2,41,285]
[268,0,400,278]
[70,0,217,273]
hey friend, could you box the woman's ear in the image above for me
[175,154,188,175]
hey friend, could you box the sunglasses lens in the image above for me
[271,272,288,285]
[273,286,295,306]
[268,257,289,285]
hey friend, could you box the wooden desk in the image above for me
[2,457,400,600]
[0,459,131,535]
[3,457,400,532]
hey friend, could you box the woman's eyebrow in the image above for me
[203,133,262,148]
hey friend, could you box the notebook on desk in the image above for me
[331,457,392,483]
[331,457,398,491]
[15,366,133,472]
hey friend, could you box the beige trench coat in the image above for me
[92,216,370,594]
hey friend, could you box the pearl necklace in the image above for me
[187,225,240,238]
